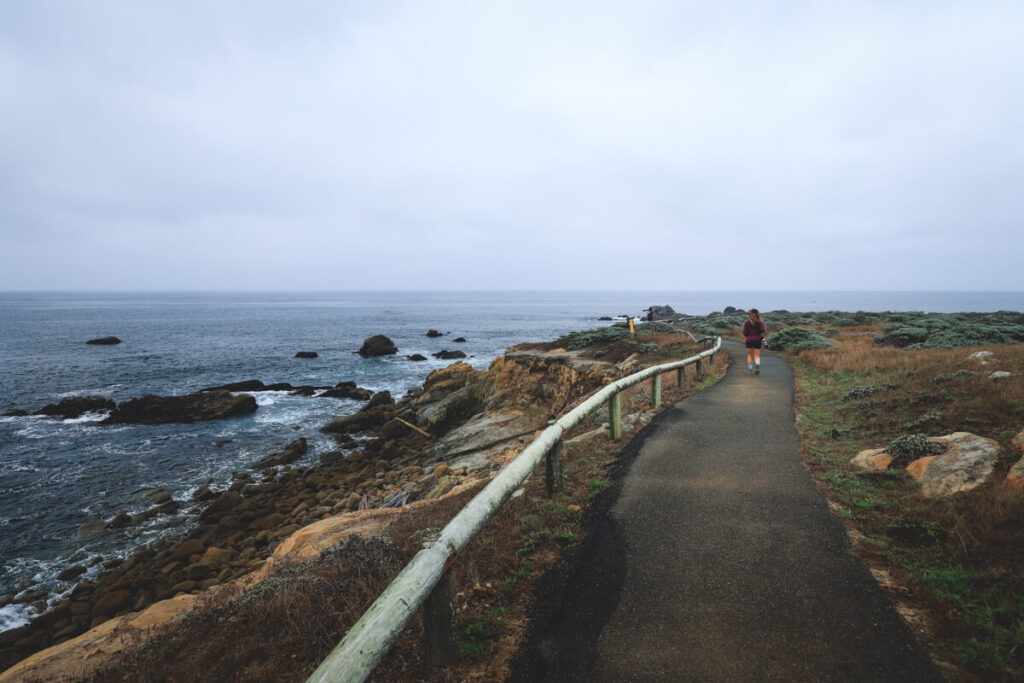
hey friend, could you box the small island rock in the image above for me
[433,350,467,360]
[86,336,121,345]
[294,351,318,359]
[407,354,428,361]
[426,329,443,338]
[358,335,398,357]
[104,390,258,424]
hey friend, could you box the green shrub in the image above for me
[563,325,631,350]
[887,434,947,467]
[843,385,881,401]
[879,326,929,348]
[768,327,833,351]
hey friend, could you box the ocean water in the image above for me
[1,290,1022,632]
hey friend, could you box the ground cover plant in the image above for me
[81,329,727,683]
[777,324,1024,681]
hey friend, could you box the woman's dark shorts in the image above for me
[745,338,762,349]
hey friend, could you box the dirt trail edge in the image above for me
[510,341,942,682]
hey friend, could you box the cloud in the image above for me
[1,1,1022,290]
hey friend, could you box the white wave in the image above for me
[62,411,109,424]
[0,604,31,632]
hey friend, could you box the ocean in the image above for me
[1,290,1022,632]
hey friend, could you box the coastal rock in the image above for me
[919,432,1000,497]
[294,351,318,359]
[989,371,1011,380]
[406,354,428,361]
[358,335,397,357]
[200,490,242,522]
[967,351,996,362]
[201,380,267,392]
[86,337,121,345]
[106,512,132,529]
[252,438,308,469]
[319,382,373,400]
[906,456,937,480]
[105,390,258,424]
[432,350,466,360]
[365,391,394,410]
[453,337,467,343]
[56,566,87,582]
[426,329,443,338]
[35,396,115,419]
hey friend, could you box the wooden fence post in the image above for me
[651,374,661,410]
[676,366,684,387]
[423,570,459,666]
[608,393,622,440]
[696,358,704,379]
[545,438,564,496]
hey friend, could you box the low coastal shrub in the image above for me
[842,385,882,402]
[563,325,630,350]
[886,434,947,467]
[767,327,834,351]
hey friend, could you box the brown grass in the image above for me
[784,323,1024,681]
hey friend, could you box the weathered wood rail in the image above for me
[307,336,723,683]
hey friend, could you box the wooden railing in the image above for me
[307,336,723,683]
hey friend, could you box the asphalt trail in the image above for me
[510,341,942,682]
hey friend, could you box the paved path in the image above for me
[510,341,941,682]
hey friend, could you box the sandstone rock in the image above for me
[252,437,308,469]
[920,432,1000,497]
[56,566,87,582]
[1005,456,1024,487]
[358,335,397,357]
[106,512,131,529]
[86,336,121,345]
[171,539,205,561]
[1013,429,1024,454]
[92,590,133,617]
[200,490,242,521]
[850,448,893,471]
[294,351,318,358]
[192,485,216,501]
[35,396,115,419]
[906,456,937,481]
[105,390,258,424]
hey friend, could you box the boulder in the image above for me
[35,396,115,419]
[406,354,428,361]
[104,390,258,424]
[1007,456,1024,487]
[989,371,1011,380]
[919,432,1000,497]
[91,590,133,616]
[358,335,397,357]
[453,337,467,343]
[252,437,308,469]
[200,490,242,521]
[86,336,121,345]
[1012,429,1024,454]
[433,350,467,360]
[56,566,87,582]
[365,391,394,410]
[967,351,996,362]
[906,456,937,481]
[294,351,318,359]
[850,448,893,471]
[106,512,132,529]
[426,329,443,338]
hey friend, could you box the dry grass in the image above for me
[784,323,1024,681]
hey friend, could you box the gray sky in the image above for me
[1,2,1022,291]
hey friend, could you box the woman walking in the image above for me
[742,309,766,375]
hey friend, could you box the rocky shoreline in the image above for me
[0,330,652,675]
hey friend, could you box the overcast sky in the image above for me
[1,2,1022,291]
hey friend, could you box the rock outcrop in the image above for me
[86,337,121,345]
[432,350,466,360]
[294,351,318,359]
[319,382,373,400]
[358,335,397,357]
[426,330,443,338]
[252,438,308,469]
[104,391,257,424]
[34,396,115,419]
